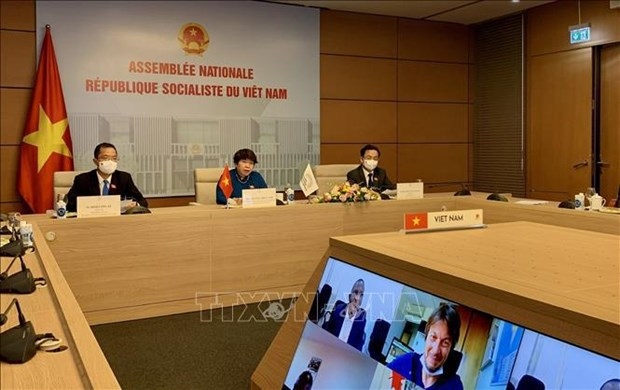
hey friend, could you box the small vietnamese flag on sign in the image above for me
[218,165,233,201]
[18,25,74,213]
[404,213,428,230]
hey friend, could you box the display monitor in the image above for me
[385,337,413,364]
[282,257,619,390]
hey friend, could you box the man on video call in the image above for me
[65,142,147,212]
[347,144,395,192]
[388,304,464,390]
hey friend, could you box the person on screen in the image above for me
[216,148,268,205]
[387,303,463,390]
[347,144,395,192]
[323,278,367,351]
[66,142,147,212]
[292,370,313,390]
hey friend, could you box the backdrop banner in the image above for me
[37,1,320,196]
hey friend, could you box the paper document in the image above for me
[514,200,549,205]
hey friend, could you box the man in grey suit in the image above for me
[346,144,395,192]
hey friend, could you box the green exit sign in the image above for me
[569,24,591,44]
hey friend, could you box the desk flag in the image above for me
[299,163,318,197]
[218,165,233,200]
[404,213,428,230]
[18,25,74,213]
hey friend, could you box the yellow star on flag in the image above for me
[412,216,420,225]
[22,105,72,172]
[222,177,230,186]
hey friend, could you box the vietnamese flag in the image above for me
[18,25,74,213]
[404,212,428,230]
[218,164,233,200]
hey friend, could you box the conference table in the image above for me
[0,223,119,389]
[1,193,618,389]
[25,194,620,325]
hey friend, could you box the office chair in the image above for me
[193,167,225,205]
[53,171,85,202]
[313,164,359,196]
[443,349,463,376]
[308,283,332,324]
[368,319,391,363]
[515,374,545,390]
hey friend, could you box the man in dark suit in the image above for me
[65,142,147,212]
[347,144,395,192]
[323,278,367,351]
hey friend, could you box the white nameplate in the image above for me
[397,182,424,200]
[404,209,484,231]
[242,188,277,208]
[77,195,121,218]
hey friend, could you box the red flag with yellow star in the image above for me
[218,164,233,201]
[404,212,428,230]
[18,26,74,213]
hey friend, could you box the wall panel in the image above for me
[0,88,31,144]
[0,145,20,203]
[398,61,468,102]
[0,0,35,31]
[398,18,470,63]
[321,100,396,143]
[0,30,36,87]
[321,10,397,58]
[398,103,468,143]
[527,0,620,56]
[321,55,397,100]
[397,144,468,184]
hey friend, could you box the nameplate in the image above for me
[397,182,424,200]
[77,195,121,218]
[242,188,277,208]
[404,209,484,232]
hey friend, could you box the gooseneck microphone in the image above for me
[0,298,26,327]
[1,297,38,363]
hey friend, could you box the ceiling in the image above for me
[269,0,554,25]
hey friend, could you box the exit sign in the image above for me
[569,24,591,44]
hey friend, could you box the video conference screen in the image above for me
[283,257,620,390]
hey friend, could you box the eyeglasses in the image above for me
[98,157,119,162]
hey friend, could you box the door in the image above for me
[527,48,592,201]
[599,44,620,204]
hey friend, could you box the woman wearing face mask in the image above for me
[346,144,395,192]
[65,142,148,212]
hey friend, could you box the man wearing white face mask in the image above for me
[65,142,147,212]
[347,144,395,192]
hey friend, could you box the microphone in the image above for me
[0,297,38,363]
[0,255,41,294]
[454,183,471,196]
[486,193,508,202]
[0,298,26,327]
